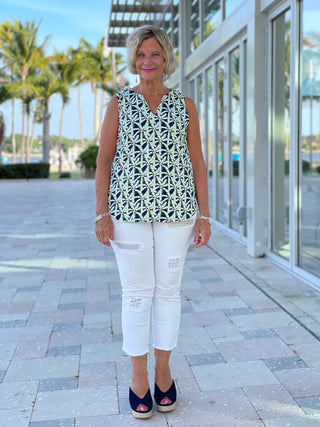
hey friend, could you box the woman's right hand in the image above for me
[95,216,114,246]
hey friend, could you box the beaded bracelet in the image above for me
[95,212,110,223]
[198,215,211,224]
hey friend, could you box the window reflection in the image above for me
[172,0,179,62]
[230,47,240,232]
[271,10,291,260]
[203,0,221,40]
[217,59,225,224]
[198,74,205,158]
[161,12,171,46]
[207,67,214,212]
[299,0,320,276]
[190,0,200,53]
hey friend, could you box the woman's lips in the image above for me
[142,69,156,73]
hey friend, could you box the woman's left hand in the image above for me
[194,218,211,248]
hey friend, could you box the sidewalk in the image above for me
[0,179,320,427]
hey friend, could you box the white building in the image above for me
[108,0,320,290]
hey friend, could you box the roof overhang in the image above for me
[107,0,169,47]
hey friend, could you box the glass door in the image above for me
[270,9,291,260]
[216,58,225,224]
[230,47,241,232]
[299,0,320,277]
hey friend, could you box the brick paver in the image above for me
[0,179,320,426]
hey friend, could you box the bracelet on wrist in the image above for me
[95,212,110,223]
[198,215,211,224]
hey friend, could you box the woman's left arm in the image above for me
[185,97,211,248]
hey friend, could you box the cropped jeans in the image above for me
[111,216,196,357]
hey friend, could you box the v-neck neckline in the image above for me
[130,88,171,116]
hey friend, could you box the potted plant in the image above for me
[76,145,99,179]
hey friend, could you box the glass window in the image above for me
[299,0,320,276]
[172,0,179,63]
[190,0,200,53]
[217,59,225,224]
[203,0,221,40]
[198,73,205,158]
[271,10,291,260]
[207,67,214,212]
[161,12,171,41]
[225,0,242,18]
[230,47,241,232]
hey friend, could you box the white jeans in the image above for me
[111,217,196,356]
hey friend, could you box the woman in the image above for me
[95,25,211,419]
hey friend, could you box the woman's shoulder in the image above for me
[184,96,196,112]
[171,89,193,105]
[116,87,130,98]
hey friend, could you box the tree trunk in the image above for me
[94,84,99,143]
[58,103,65,174]
[26,111,31,163]
[21,101,26,163]
[29,117,37,161]
[42,100,51,163]
[78,85,84,150]
[11,99,17,164]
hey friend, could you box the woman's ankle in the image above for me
[131,375,150,397]
[154,369,172,391]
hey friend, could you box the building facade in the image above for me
[108,0,320,290]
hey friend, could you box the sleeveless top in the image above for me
[108,87,198,222]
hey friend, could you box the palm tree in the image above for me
[78,38,124,143]
[0,52,16,163]
[54,50,79,172]
[0,19,49,163]
[78,38,107,142]
[70,46,89,150]
[34,64,68,163]
[27,99,42,163]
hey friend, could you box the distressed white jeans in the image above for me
[111,216,196,356]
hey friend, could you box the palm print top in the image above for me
[108,87,198,222]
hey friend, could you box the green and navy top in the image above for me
[108,87,197,222]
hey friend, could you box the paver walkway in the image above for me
[0,179,320,427]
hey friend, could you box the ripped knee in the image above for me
[124,297,142,308]
[167,257,181,271]
[114,241,141,251]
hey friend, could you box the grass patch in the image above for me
[50,171,82,179]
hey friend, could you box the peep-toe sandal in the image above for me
[154,381,176,412]
[129,387,153,419]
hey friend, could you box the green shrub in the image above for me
[302,160,310,174]
[76,145,99,170]
[285,160,289,175]
[232,160,239,177]
[59,172,71,178]
[0,163,50,179]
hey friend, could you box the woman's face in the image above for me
[135,37,165,82]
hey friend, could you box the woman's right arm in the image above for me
[95,95,119,246]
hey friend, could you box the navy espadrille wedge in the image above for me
[154,381,176,412]
[129,387,153,419]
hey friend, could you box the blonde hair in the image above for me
[127,25,178,75]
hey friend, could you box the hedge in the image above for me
[0,163,50,179]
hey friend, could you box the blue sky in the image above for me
[0,0,129,140]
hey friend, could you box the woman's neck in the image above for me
[134,80,168,97]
